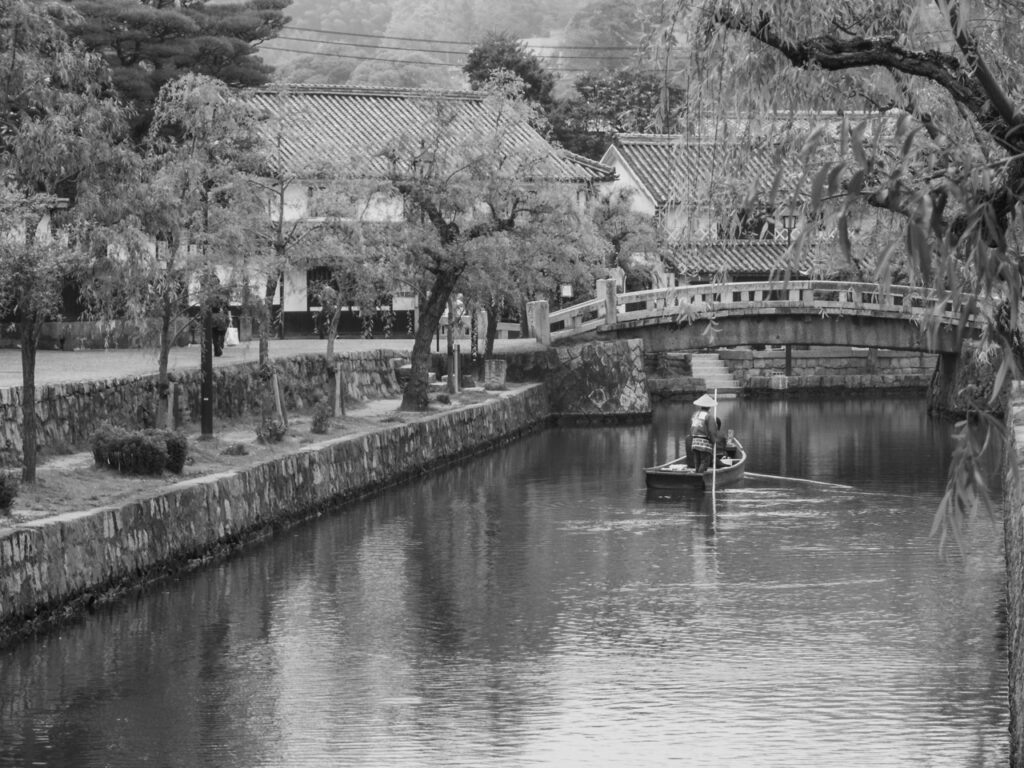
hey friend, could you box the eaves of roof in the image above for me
[560,150,617,183]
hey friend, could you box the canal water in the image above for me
[0,396,1009,767]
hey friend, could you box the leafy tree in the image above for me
[459,198,610,357]
[371,77,609,409]
[591,188,667,286]
[464,32,555,108]
[304,221,393,359]
[104,74,263,430]
[551,68,686,158]
[62,0,291,138]
[0,0,130,482]
[245,87,330,366]
[679,0,1024,540]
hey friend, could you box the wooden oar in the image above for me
[711,388,718,519]
[744,471,856,490]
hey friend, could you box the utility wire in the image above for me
[283,24,646,51]
[275,33,638,61]
[254,45,655,74]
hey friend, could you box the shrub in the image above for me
[92,423,186,476]
[0,473,18,514]
[311,401,332,434]
[152,430,188,474]
[256,418,287,444]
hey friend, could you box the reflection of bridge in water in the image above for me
[526,279,985,393]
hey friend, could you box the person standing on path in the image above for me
[211,306,229,357]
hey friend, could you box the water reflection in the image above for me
[0,396,1009,767]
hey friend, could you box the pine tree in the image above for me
[63,0,291,137]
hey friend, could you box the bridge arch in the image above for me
[530,280,981,355]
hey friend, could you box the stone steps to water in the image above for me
[689,352,741,397]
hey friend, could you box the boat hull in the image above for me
[644,449,746,491]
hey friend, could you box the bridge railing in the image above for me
[615,281,964,320]
[526,279,979,344]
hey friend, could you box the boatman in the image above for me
[688,393,718,473]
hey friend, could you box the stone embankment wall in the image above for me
[0,386,550,637]
[720,347,936,389]
[988,379,1024,767]
[0,351,407,466]
[499,338,651,419]
[641,347,936,398]
[1005,382,1024,768]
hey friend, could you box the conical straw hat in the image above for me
[693,394,717,408]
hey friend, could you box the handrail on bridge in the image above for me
[525,279,980,346]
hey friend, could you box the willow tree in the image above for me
[671,0,1024,541]
[0,1,129,482]
[126,74,263,429]
[373,78,610,410]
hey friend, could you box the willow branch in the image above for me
[711,7,1021,151]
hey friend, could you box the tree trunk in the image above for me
[20,319,39,483]
[326,304,342,360]
[200,308,214,437]
[155,298,173,429]
[446,296,457,393]
[259,272,278,367]
[485,298,500,357]
[401,269,461,411]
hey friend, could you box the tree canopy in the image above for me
[464,31,555,108]
[62,0,291,136]
[358,78,609,409]
[1,0,132,481]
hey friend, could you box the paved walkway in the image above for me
[0,337,545,389]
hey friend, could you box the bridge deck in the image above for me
[540,280,982,353]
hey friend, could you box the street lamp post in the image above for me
[780,213,798,244]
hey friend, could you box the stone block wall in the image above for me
[720,347,936,392]
[499,339,651,419]
[0,386,550,635]
[0,351,407,466]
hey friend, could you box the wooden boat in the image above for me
[644,446,747,491]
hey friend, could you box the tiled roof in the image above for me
[247,84,613,184]
[560,149,617,182]
[608,133,798,209]
[669,240,845,277]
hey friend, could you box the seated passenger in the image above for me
[725,429,739,458]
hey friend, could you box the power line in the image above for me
[283,24,645,52]
[256,44,647,74]
[275,33,638,62]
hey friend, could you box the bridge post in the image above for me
[526,300,550,345]
[597,278,617,326]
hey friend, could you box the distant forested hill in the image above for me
[264,0,609,88]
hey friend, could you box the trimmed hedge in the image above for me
[92,424,189,476]
[0,473,17,514]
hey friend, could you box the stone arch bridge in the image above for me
[526,279,985,390]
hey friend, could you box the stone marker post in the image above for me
[526,300,550,345]
[596,278,617,326]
